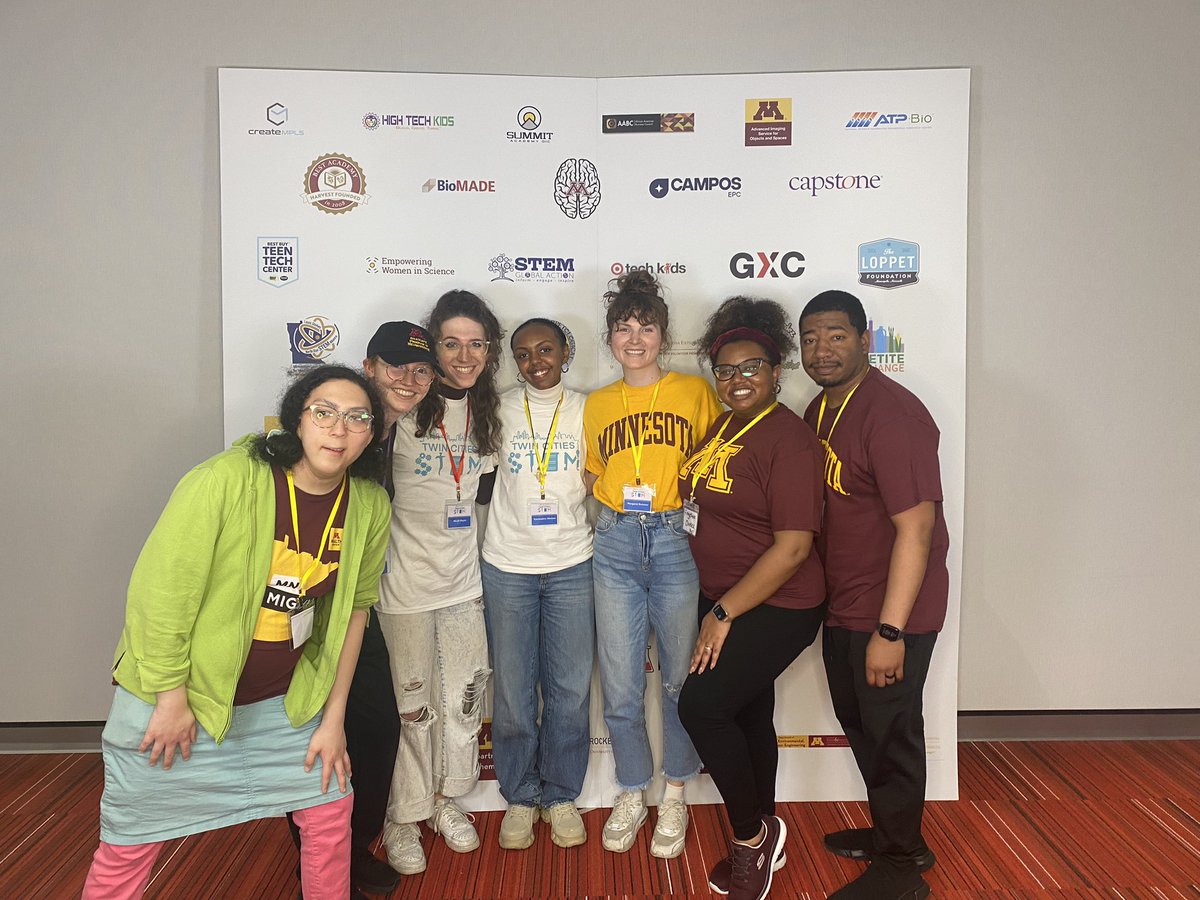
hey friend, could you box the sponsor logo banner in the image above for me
[554,158,601,219]
[362,112,454,130]
[249,102,305,136]
[611,260,687,276]
[788,173,881,196]
[776,734,851,748]
[488,253,576,283]
[257,237,298,286]
[858,238,919,289]
[729,251,806,279]
[302,154,369,214]
[287,316,339,364]
[602,113,695,133]
[649,176,742,199]
[745,98,792,146]
[867,317,905,373]
[421,178,496,193]
[366,256,457,277]
[845,111,933,129]
[507,105,554,143]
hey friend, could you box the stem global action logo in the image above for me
[745,98,792,146]
[302,154,369,215]
[488,253,575,283]
[287,316,340,364]
[257,237,298,286]
[858,238,920,289]
[867,318,905,373]
[602,112,694,133]
[554,158,600,219]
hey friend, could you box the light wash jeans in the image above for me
[377,599,491,825]
[481,558,594,808]
[592,506,702,790]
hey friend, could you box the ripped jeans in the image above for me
[592,507,702,790]
[377,598,490,825]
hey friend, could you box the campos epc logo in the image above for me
[554,158,601,220]
[729,251,806,279]
[649,176,741,199]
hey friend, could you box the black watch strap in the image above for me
[877,622,904,641]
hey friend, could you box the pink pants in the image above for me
[82,793,353,899]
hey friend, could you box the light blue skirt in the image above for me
[99,687,352,845]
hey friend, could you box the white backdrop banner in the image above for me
[218,67,969,809]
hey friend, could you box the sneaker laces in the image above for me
[548,803,578,826]
[609,791,644,828]
[388,821,421,850]
[433,801,476,839]
[729,839,757,885]
[656,797,687,836]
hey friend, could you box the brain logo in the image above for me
[517,106,541,130]
[362,112,380,130]
[293,316,340,360]
[554,158,601,220]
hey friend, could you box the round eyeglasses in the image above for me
[384,363,435,385]
[712,358,769,381]
[306,405,374,433]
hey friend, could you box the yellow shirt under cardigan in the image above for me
[584,372,720,513]
[111,436,390,744]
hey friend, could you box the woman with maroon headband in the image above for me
[677,297,826,900]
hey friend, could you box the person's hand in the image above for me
[865,632,906,688]
[139,685,197,769]
[305,718,351,793]
[689,612,732,674]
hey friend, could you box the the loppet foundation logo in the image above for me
[554,158,601,219]
[302,154,369,215]
[745,98,792,146]
[287,316,340,364]
[602,112,695,133]
[858,238,920,289]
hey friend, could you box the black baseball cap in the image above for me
[366,321,443,374]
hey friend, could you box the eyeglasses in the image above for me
[712,358,770,381]
[307,404,374,433]
[384,363,435,385]
[437,338,490,356]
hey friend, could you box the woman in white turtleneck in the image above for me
[480,318,595,852]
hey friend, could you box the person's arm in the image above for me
[305,608,368,793]
[690,530,813,674]
[864,500,935,687]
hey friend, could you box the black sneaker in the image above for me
[727,815,786,900]
[828,861,931,900]
[353,847,402,894]
[824,827,936,871]
[707,849,786,895]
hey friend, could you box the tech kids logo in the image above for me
[602,113,695,133]
[302,154,369,215]
[249,102,304,136]
[867,318,905,372]
[649,176,742,199]
[858,238,919,289]
[421,178,496,193]
[508,106,554,143]
[287,316,340,365]
[488,254,576,283]
[366,256,457,277]
[257,237,298,286]
[730,251,805,279]
[845,111,933,129]
[361,111,454,129]
[745,98,792,146]
[610,261,687,276]
[788,172,881,197]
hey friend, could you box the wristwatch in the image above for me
[877,622,904,641]
[711,602,730,622]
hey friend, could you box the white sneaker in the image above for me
[650,797,689,859]
[499,804,538,850]
[428,799,480,853]
[602,790,647,853]
[542,801,587,848]
[382,821,426,875]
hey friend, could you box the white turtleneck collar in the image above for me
[523,381,565,406]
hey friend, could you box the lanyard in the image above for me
[437,397,471,501]
[523,391,563,500]
[687,402,778,499]
[620,377,663,486]
[286,470,347,597]
[815,377,866,446]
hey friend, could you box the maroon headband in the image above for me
[709,326,782,365]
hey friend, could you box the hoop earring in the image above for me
[561,361,571,374]
[774,383,781,395]
[516,374,526,384]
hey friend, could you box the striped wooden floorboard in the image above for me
[0,741,1197,898]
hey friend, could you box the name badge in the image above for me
[622,483,654,513]
[445,500,472,529]
[682,498,699,536]
[289,600,315,649]
[529,499,559,526]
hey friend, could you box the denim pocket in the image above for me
[594,507,617,534]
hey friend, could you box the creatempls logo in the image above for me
[602,113,695,133]
[362,111,454,129]
[421,178,496,193]
[287,316,339,364]
[845,112,933,129]
[788,173,881,197]
[488,253,575,283]
[258,237,298,286]
[867,318,905,373]
[249,102,304,136]
[649,176,742,199]
[611,261,687,276]
[859,238,919,289]
[729,251,805,279]
[508,106,554,143]
[366,256,456,277]
[745,98,792,146]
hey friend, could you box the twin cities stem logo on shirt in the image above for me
[596,412,698,463]
[867,318,905,373]
[287,316,340,365]
[729,251,805,279]
[258,237,298,286]
[858,238,919,289]
[744,98,792,146]
[302,154,369,214]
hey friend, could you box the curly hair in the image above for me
[603,269,671,351]
[697,296,798,366]
[414,290,505,456]
[250,365,388,482]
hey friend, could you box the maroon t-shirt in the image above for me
[678,404,825,609]
[233,466,347,705]
[802,368,949,633]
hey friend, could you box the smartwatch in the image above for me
[877,622,904,642]
[711,602,730,622]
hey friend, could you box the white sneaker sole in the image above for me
[601,807,648,853]
[541,807,587,848]
[649,828,687,859]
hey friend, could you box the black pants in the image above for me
[822,624,937,866]
[678,596,823,841]
[289,614,401,857]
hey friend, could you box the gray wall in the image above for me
[3,0,1197,721]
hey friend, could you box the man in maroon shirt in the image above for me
[800,290,949,900]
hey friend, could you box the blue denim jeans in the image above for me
[592,506,702,789]
[481,558,595,808]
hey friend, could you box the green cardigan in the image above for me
[111,435,390,743]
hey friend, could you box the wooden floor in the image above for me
[1,741,1198,898]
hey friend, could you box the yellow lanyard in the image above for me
[524,391,563,501]
[620,377,663,486]
[815,378,866,446]
[286,470,347,597]
[687,402,778,499]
